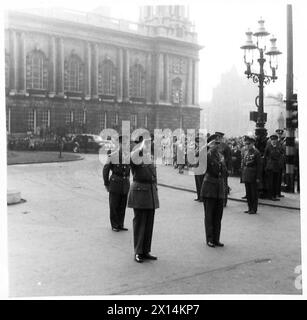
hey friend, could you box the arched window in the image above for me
[129,64,145,99]
[26,49,48,90]
[98,59,116,96]
[64,53,84,93]
[5,52,10,89]
[171,77,183,104]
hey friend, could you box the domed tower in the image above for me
[139,5,197,43]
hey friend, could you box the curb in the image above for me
[158,183,300,211]
[7,156,84,166]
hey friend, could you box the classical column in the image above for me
[18,32,26,94]
[33,109,37,134]
[8,108,11,134]
[83,109,87,124]
[84,42,91,100]
[193,59,199,105]
[163,53,169,102]
[116,47,123,102]
[92,43,98,99]
[155,52,161,103]
[186,58,193,106]
[47,109,51,128]
[123,48,130,102]
[48,36,56,97]
[145,52,152,103]
[9,30,18,94]
[57,37,64,96]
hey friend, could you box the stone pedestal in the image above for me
[7,190,21,205]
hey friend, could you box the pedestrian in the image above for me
[241,136,261,214]
[176,135,185,174]
[29,135,35,151]
[231,143,241,176]
[103,135,131,232]
[240,135,248,199]
[276,129,286,197]
[264,134,282,201]
[58,135,64,158]
[200,134,227,248]
[193,133,205,202]
[128,135,159,263]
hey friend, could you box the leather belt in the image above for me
[113,174,129,178]
[133,179,152,184]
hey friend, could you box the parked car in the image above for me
[67,134,116,154]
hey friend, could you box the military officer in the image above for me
[215,132,231,207]
[103,135,131,232]
[264,134,283,201]
[241,136,261,214]
[200,134,227,248]
[128,136,159,263]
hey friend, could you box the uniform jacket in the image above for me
[103,150,130,194]
[277,138,286,168]
[264,144,283,172]
[218,142,232,171]
[200,148,227,200]
[241,147,261,183]
[127,161,160,209]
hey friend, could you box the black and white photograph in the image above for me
[0,0,305,301]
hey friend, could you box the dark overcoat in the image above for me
[263,144,283,172]
[200,149,226,200]
[103,150,130,194]
[127,163,159,209]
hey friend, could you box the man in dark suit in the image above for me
[264,134,282,201]
[241,136,261,214]
[128,136,159,263]
[103,135,131,232]
[200,134,227,248]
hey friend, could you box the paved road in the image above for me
[7,154,302,297]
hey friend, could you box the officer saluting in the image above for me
[128,135,159,263]
[215,132,232,207]
[241,136,261,214]
[200,134,227,248]
[103,135,131,232]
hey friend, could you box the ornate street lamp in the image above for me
[240,18,282,154]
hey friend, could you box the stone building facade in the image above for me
[4,6,202,136]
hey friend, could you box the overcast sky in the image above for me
[1,0,305,102]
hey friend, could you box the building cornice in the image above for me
[5,10,201,55]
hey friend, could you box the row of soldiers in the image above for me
[194,129,289,214]
[102,129,292,258]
